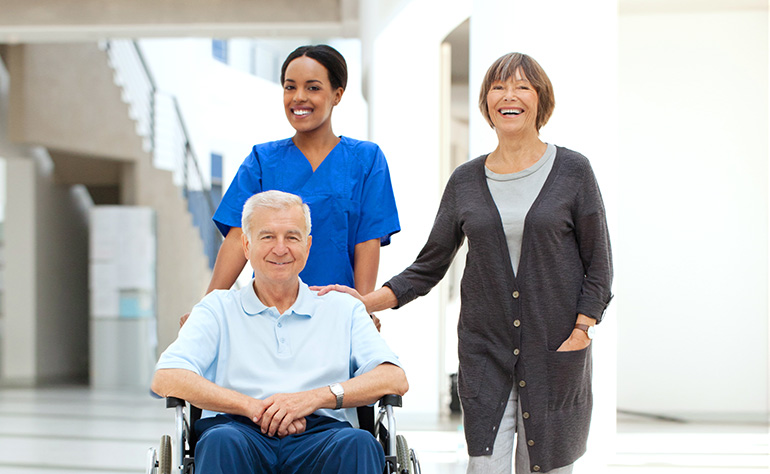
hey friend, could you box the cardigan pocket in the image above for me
[545,345,592,411]
[457,339,489,399]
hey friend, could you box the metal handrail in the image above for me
[169,94,217,215]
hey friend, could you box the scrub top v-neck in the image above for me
[213,136,401,287]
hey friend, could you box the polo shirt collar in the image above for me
[239,278,315,318]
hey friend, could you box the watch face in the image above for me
[587,326,596,339]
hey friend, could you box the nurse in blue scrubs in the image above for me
[206,45,400,304]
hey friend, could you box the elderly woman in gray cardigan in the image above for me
[316,52,612,474]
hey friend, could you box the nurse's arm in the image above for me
[353,238,380,295]
[206,227,248,293]
[354,238,381,328]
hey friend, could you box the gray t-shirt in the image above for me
[485,143,556,276]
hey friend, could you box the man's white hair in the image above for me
[241,190,311,241]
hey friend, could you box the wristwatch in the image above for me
[574,323,595,339]
[329,383,344,410]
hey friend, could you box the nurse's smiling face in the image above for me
[283,56,344,135]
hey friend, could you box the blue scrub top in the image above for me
[213,136,400,287]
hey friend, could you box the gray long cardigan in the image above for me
[385,146,613,473]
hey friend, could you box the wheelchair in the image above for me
[147,395,420,474]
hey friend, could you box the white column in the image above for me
[362,0,471,415]
[469,1,619,471]
[2,157,37,385]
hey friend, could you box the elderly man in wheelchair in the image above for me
[150,190,409,473]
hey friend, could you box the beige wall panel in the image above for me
[0,0,342,26]
[6,43,146,162]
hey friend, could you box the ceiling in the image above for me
[0,0,765,44]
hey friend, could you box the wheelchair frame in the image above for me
[147,395,420,474]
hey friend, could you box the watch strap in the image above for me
[574,323,594,339]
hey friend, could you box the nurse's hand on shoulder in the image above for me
[179,313,190,328]
[311,283,362,300]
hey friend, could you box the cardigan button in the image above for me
[512,291,520,298]
[522,412,530,419]
[513,348,520,356]
[519,380,526,388]
[533,466,541,472]
[528,440,535,446]
[513,320,521,327]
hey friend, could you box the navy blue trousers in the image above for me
[194,414,385,473]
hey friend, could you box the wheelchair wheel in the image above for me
[158,434,172,474]
[396,434,411,474]
[146,447,158,474]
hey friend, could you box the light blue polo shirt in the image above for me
[156,279,402,426]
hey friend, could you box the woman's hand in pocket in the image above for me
[556,328,591,352]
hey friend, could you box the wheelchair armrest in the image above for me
[378,394,402,408]
[149,390,187,409]
[166,396,187,409]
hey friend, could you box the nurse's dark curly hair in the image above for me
[281,45,348,91]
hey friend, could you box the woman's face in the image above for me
[486,69,539,136]
[283,56,344,135]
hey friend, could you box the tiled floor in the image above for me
[0,387,766,473]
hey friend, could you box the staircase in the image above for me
[100,39,221,268]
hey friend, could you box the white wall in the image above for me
[362,0,472,415]
[618,8,769,418]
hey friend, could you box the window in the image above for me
[210,152,223,204]
[212,39,228,64]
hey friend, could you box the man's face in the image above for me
[242,205,311,286]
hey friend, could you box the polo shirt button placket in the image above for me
[276,318,287,353]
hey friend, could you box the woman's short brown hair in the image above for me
[478,52,555,131]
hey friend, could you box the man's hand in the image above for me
[279,417,307,438]
[252,392,319,438]
[245,397,304,438]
